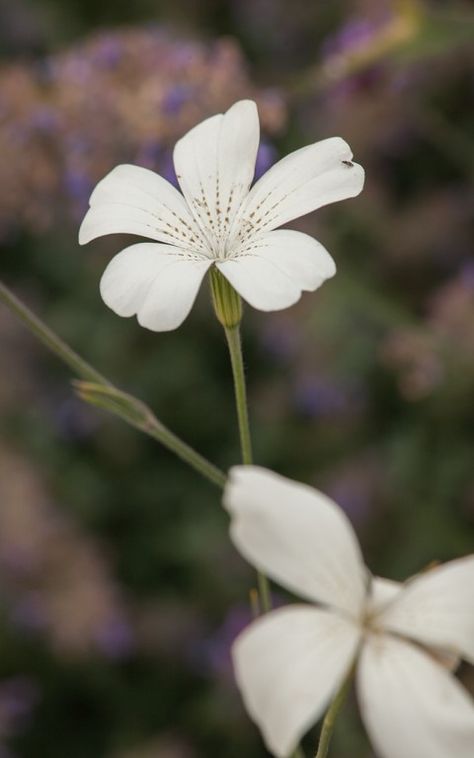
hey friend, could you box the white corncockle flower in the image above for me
[79,100,364,331]
[224,465,474,758]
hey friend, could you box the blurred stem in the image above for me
[0,279,226,489]
[314,664,355,758]
[257,571,272,614]
[0,279,110,386]
[224,323,272,617]
[291,2,420,98]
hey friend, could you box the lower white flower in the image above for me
[224,466,474,758]
[79,100,364,331]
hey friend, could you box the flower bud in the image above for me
[210,266,242,329]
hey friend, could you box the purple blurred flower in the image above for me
[293,375,363,418]
[162,84,194,115]
[322,17,379,58]
[94,615,135,659]
[30,106,59,133]
[259,319,300,362]
[135,140,163,170]
[91,35,124,68]
[63,134,90,156]
[53,396,99,442]
[460,261,474,289]
[195,596,284,680]
[201,606,252,678]
[64,169,93,203]
[254,140,277,180]
[159,150,179,188]
[0,545,38,577]
[0,27,285,241]
[58,55,92,84]
[168,41,200,70]
[320,13,390,104]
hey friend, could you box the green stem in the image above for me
[224,325,253,465]
[223,323,272,618]
[144,416,226,488]
[223,306,305,756]
[314,665,354,758]
[0,280,110,386]
[0,279,226,489]
[257,571,272,615]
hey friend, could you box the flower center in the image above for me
[361,608,384,635]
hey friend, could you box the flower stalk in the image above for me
[0,279,110,386]
[220,295,273,615]
[314,664,355,758]
[223,324,253,466]
[0,279,226,489]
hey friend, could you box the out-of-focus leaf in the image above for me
[393,10,474,63]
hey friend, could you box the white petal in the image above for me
[233,606,360,757]
[216,256,301,311]
[368,578,460,672]
[99,243,211,331]
[79,164,206,252]
[252,229,336,283]
[223,466,368,618]
[233,136,364,241]
[216,229,336,311]
[358,634,474,758]
[367,577,403,615]
[375,556,474,664]
[173,100,259,244]
[222,229,336,311]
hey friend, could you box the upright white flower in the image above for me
[224,466,474,758]
[79,100,364,331]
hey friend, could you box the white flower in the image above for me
[224,466,474,758]
[79,100,364,331]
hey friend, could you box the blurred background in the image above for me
[0,0,473,755]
